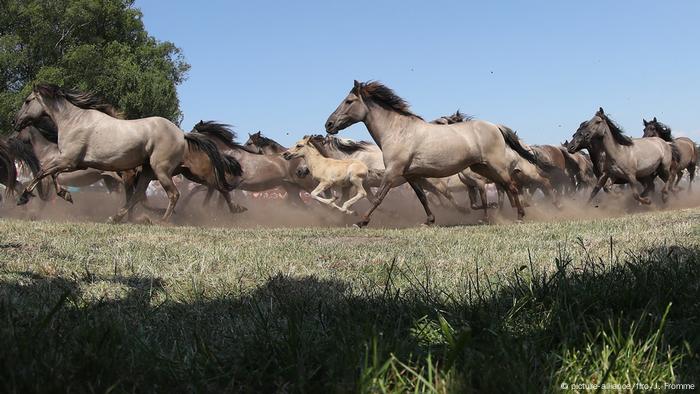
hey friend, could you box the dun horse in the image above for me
[14,122,122,202]
[283,136,369,215]
[13,84,237,222]
[567,108,675,205]
[643,117,697,192]
[325,80,536,227]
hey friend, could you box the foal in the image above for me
[282,136,368,215]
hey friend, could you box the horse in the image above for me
[179,121,313,211]
[243,131,319,189]
[13,123,122,202]
[282,136,369,215]
[561,148,597,191]
[529,144,574,193]
[12,84,238,222]
[306,134,466,212]
[430,111,559,220]
[325,80,536,227]
[642,117,697,192]
[566,107,675,205]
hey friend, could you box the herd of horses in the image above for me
[0,81,696,227]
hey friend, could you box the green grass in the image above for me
[1,209,699,392]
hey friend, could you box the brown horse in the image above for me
[325,80,536,227]
[181,121,310,210]
[642,117,697,192]
[13,84,239,222]
[530,145,574,193]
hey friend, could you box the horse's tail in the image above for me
[670,141,681,164]
[0,140,17,197]
[184,133,241,192]
[222,154,243,181]
[498,125,537,165]
[6,138,52,200]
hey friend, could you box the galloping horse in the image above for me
[307,134,465,211]
[283,136,369,214]
[325,80,536,227]
[643,117,697,192]
[181,121,309,209]
[14,123,122,201]
[567,108,675,205]
[13,84,236,222]
[243,131,318,190]
[431,110,560,220]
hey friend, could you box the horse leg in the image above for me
[17,163,73,205]
[220,191,247,214]
[688,164,696,193]
[340,177,368,215]
[51,174,73,203]
[587,174,610,204]
[363,181,379,205]
[282,184,307,208]
[310,182,336,207]
[478,185,489,222]
[408,180,435,226]
[626,174,652,205]
[109,169,153,223]
[356,170,404,228]
[537,176,562,209]
[179,184,208,211]
[152,167,180,221]
[418,178,467,213]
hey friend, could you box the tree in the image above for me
[0,0,190,132]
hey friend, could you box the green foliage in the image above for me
[0,0,190,132]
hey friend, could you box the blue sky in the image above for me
[135,0,700,146]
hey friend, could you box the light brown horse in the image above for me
[306,134,465,211]
[13,84,237,222]
[567,108,675,205]
[283,136,369,214]
[14,123,122,202]
[642,117,697,192]
[325,80,536,227]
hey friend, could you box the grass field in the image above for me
[1,209,699,392]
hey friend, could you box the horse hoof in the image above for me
[354,221,368,228]
[232,205,248,214]
[106,216,118,224]
[140,216,153,225]
[65,192,73,204]
[16,192,32,206]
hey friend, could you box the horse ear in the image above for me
[598,107,605,115]
[653,117,657,122]
[643,119,648,126]
[353,80,361,89]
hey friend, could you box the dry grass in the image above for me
[1,208,699,392]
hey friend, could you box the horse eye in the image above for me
[345,99,353,104]
[296,144,303,148]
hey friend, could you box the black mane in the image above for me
[352,81,423,120]
[600,112,633,146]
[192,121,262,154]
[34,83,123,118]
[327,136,372,154]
